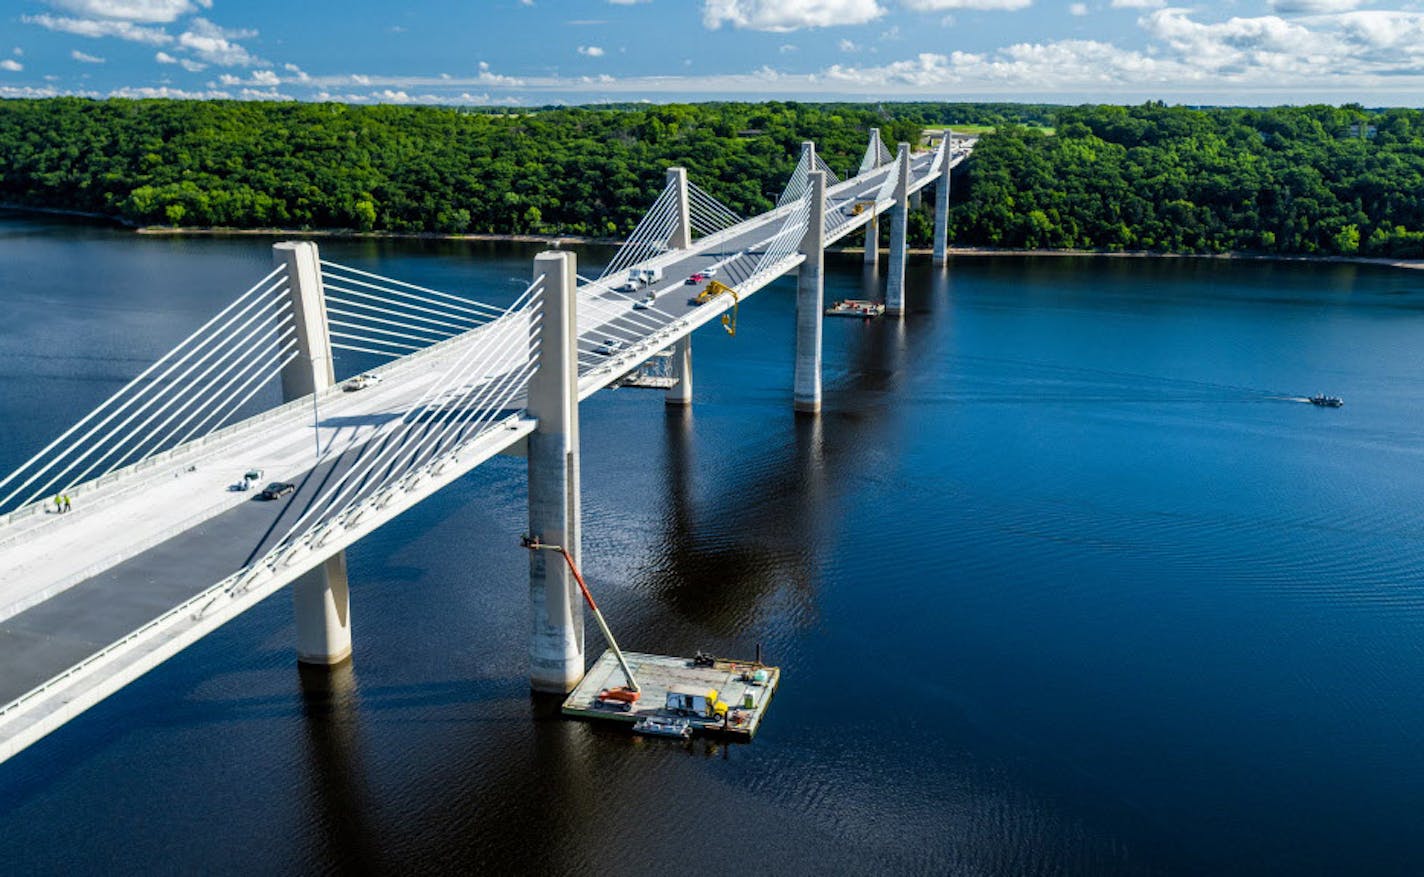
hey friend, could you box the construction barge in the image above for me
[521,536,780,742]
[825,298,885,318]
[563,649,781,741]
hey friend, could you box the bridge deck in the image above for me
[0,145,967,758]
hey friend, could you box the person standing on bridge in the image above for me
[62,494,71,513]
[53,494,62,514]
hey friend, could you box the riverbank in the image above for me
[0,204,134,227]
[834,244,1424,272]
[12,209,1422,273]
[135,225,617,246]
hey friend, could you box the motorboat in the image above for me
[1309,394,1343,408]
[632,715,693,739]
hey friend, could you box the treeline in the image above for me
[1,98,1422,258]
[950,103,1424,257]
[0,98,918,236]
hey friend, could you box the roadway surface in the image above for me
[0,146,962,721]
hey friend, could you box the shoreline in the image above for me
[5,208,1420,271]
[913,246,1424,272]
[135,225,618,246]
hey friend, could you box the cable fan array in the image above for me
[257,276,547,567]
[859,133,894,176]
[0,265,298,515]
[598,176,750,284]
[321,261,505,360]
[776,149,841,209]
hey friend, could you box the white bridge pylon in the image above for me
[0,127,972,763]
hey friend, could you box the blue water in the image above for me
[2,213,1423,874]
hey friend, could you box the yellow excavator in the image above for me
[693,279,739,337]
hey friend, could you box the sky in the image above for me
[3,0,1424,106]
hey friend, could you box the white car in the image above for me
[343,373,381,391]
[702,266,718,277]
[617,280,640,293]
[633,293,655,310]
[595,338,625,355]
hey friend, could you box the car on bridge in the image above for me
[595,338,625,355]
[686,273,707,285]
[344,373,380,392]
[258,482,296,500]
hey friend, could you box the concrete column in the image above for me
[795,170,826,414]
[863,128,883,265]
[665,335,692,407]
[667,166,692,252]
[664,167,693,407]
[886,144,911,317]
[909,190,922,211]
[526,250,584,693]
[933,132,953,267]
[293,554,352,664]
[274,241,334,399]
[273,242,352,667]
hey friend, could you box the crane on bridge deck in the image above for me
[692,279,739,337]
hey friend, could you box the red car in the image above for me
[686,272,707,284]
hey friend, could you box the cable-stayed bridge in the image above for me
[0,130,971,762]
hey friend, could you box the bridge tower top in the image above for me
[273,241,334,401]
[666,167,691,251]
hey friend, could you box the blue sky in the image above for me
[4,0,1424,105]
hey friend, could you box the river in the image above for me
[1,212,1422,875]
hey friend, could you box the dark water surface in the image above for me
[1,213,1423,875]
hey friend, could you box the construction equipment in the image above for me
[694,279,739,337]
[521,536,640,705]
[665,685,729,720]
[844,200,876,217]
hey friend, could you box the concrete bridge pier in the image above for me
[795,170,827,414]
[274,241,353,666]
[933,132,953,267]
[664,167,694,408]
[666,335,693,407]
[863,128,882,265]
[527,250,585,693]
[886,143,911,316]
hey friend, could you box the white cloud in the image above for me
[177,17,262,66]
[1110,0,1163,8]
[1269,0,1364,12]
[839,38,859,51]
[0,59,23,72]
[1070,3,1088,15]
[108,85,231,98]
[23,14,173,44]
[44,0,211,23]
[577,45,605,56]
[902,0,1032,9]
[702,0,885,31]
[71,49,106,62]
[156,49,207,70]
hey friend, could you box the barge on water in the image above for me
[825,298,884,318]
[563,650,781,741]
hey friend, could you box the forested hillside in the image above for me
[1,98,1421,258]
[953,103,1424,257]
[0,99,919,235]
